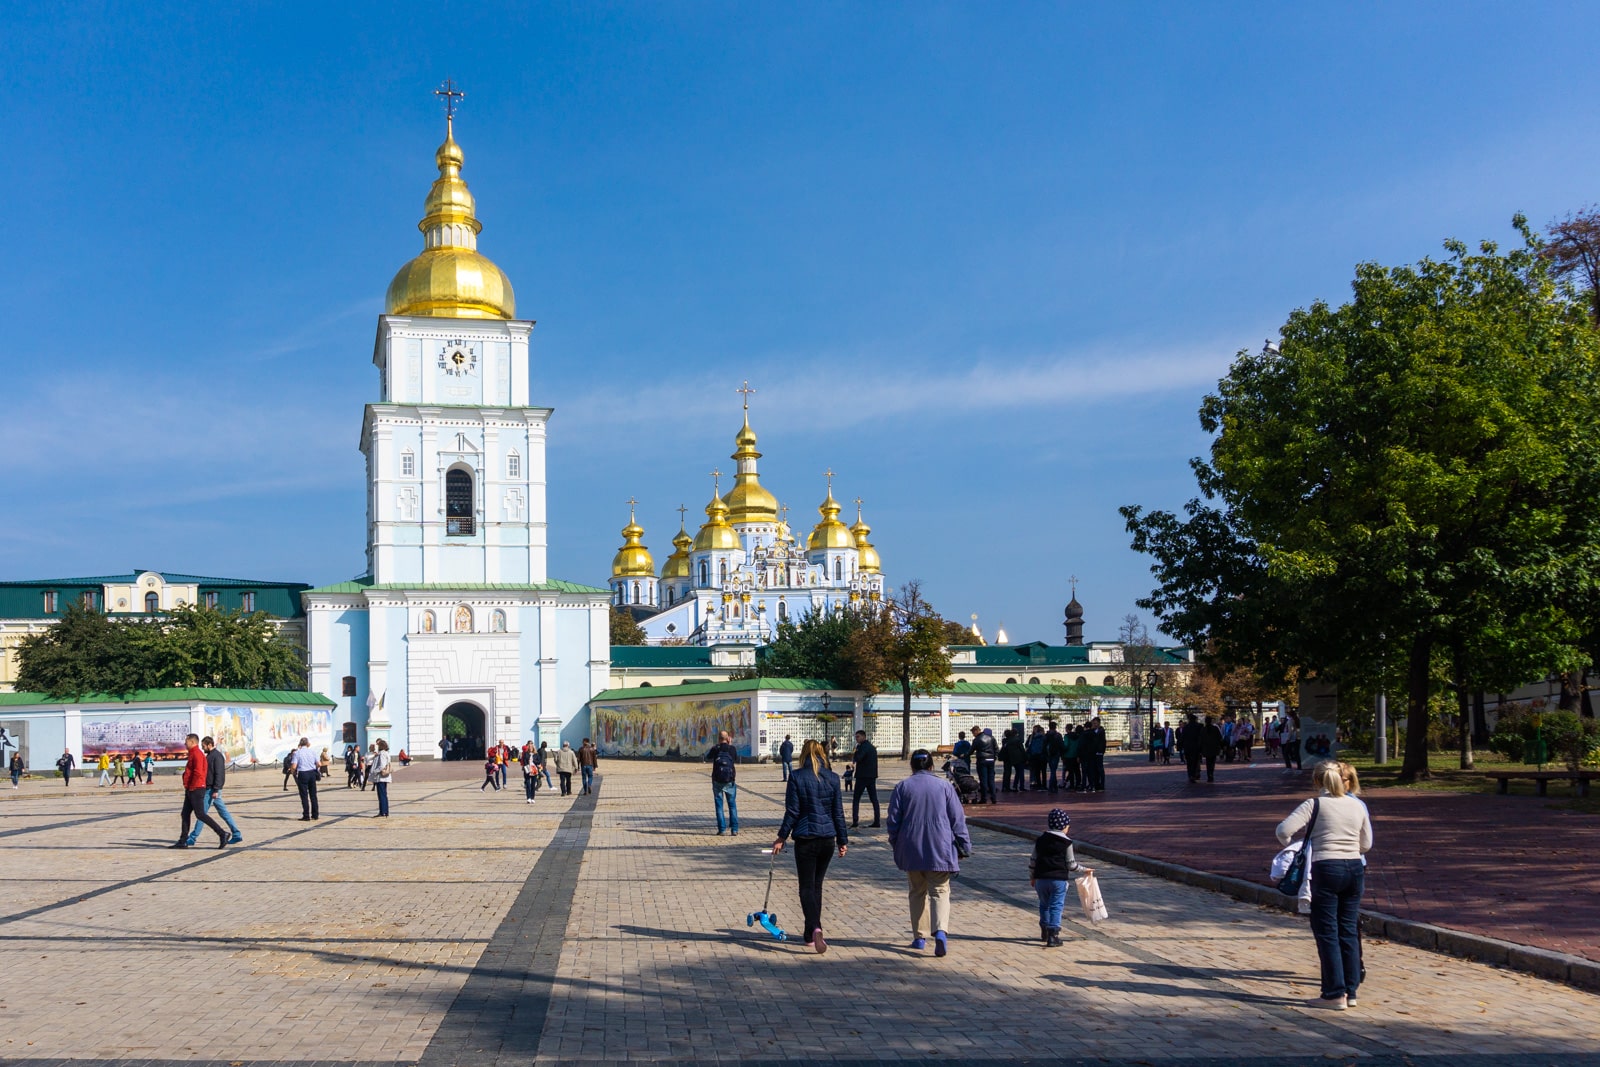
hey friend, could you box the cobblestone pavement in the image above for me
[1,760,1596,1066]
[969,754,1600,962]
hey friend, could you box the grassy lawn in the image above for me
[1342,749,1596,807]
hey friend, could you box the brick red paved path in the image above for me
[969,753,1600,962]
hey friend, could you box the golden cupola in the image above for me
[385,117,517,320]
[693,476,740,552]
[851,501,881,574]
[808,480,855,551]
[660,514,694,580]
[610,503,655,577]
[724,402,779,525]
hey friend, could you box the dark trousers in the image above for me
[559,771,573,795]
[1310,859,1365,999]
[1027,757,1045,788]
[1047,755,1060,791]
[481,772,500,791]
[524,773,537,800]
[793,835,835,942]
[1284,740,1302,769]
[976,760,997,802]
[1086,753,1105,790]
[1187,751,1203,781]
[375,780,390,816]
[296,770,319,818]
[181,787,225,841]
[1204,753,1218,781]
[1004,761,1025,791]
[852,777,879,824]
[780,757,792,780]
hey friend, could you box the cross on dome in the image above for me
[435,78,465,122]
[737,380,756,412]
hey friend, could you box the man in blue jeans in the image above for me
[778,735,794,780]
[184,736,243,845]
[705,731,740,836]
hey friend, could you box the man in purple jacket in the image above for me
[886,749,971,957]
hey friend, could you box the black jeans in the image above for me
[793,835,835,942]
[976,760,997,802]
[524,773,537,799]
[296,770,319,818]
[559,771,573,795]
[852,777,879,824]
[181,787,225,842]
[1204,753,1218,781]
[1085,753,1105,790]
[1310,859,1364,999]
[1187,751,1203,781]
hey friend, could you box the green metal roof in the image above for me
[590,678,1131,702]
[591,678,832,701]
[609,645,716,668]
[304,577,609,596]
[0,688,335,707]
[0,572,309,619]
[947,641,1187,667]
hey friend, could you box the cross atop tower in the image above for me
[737,380,756,413]
[854,496,864,521]
[435,78,465,122]
[626,496,639,522]
[710,468,722,494]
[677,503,689,528]
[824,468,835,492]
[1069,574,1079,597]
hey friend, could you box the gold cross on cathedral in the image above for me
[854,496,864,521]
[677,503,689,524]
[737,380,756,412]
[824,468,835,491]
[435,78,465,120]
[710,468,722,493]
[626,496,639,521]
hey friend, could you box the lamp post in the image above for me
[1045,691,1056,725]
[1147,671,1160,755]
[819,691,834,755]
[1375,632,1388,765]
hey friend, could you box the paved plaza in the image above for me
[1,759,1596,1066]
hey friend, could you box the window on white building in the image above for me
[834,558,843,580]
[446,468,475,535]
[778,600,788,621]
[144,592,159,613]
[507,450,521,479]
[699,561,709,586]
[632,581,641,604]
[401,450,415,477]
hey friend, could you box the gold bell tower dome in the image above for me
[385,88,516,320]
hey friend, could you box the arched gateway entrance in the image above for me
[441,702,487,761]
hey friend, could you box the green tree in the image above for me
[753,606,877,689]
[1123,219,1600,781]
[609,607,647,646]
[15,604,152,699]
[881,581,955,759]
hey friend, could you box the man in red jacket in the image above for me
[173,733,229,850]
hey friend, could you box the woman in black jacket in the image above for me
[772,739,849,953]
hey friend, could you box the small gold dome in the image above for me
[725,414,778,524]
[611,511,655,577]
[693,491,740,552]
[851,503,881,574]
[385,120,516,320]
[660,521,694,580]
[808,485,854,551]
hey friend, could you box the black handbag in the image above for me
[1276,798,1319,896]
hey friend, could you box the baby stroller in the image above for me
[944,757,981,805]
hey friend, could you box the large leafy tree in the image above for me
[879,581,955,758]
[16,603,305,699]
[609,607,647,646]
[1123,219,1600,781]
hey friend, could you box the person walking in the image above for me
[56,749,75,787]
[1180,714,1204,782]
[497,742,511,789]
[1025,725,1047,790]
[96,752,112,786]
[10,751,24,789]
[142,751,155,785]
[552,740,579,796]
[972,727,999,804]
[886,749,971,957]
[1276,761,1373,1010]
[704,730,740,836]
[1000,728,1026,792]
[288,737,321,821]
[577,738,599,795]
[521,741,540,803]
[1062,727,1083,791]
[1201,716,1225,782]
[370,739,393,817]
[282,749,295,791]
[183,736,243,846]
[480,754,501,791]
[1085,718,1107,791]
[1148,720,1166,764]
[344,745,360,788]
[173,734,230,849]
[112,752,126,786]
[537,741,554,789]
[778,735,794,781]
[772,739,849,952]
[1029,808,1087,947]
[849,729,880,828]
[1235,718,1255,762]
[125,755,140,786]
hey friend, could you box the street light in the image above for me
[1147,671,1160,757]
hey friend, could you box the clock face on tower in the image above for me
[437,340,479,377]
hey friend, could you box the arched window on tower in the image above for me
[446,468,475,535]
[632,581,641,605]
[144,591,159,613]
[1075,676,1087,687]
[719,561,728,584]
[665,588,675,606]
[699,561,709,586]
[778,599,788,621]
[834,558,843,581]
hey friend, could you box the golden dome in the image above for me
[808,483,854,551]
[725,413,779,524]
[851,502,881,574]
[660,518,694,580]
[385,119,516,320]
[693,480,740,552]
[610,506,655,577]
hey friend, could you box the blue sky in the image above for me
[2,3,1597,643]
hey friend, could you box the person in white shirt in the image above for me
[1277,761,1372,1011]
[288,738,321,821]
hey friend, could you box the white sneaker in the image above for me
[526,798,534,804]
[1308,995,1347,1011]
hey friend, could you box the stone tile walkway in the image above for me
[0,759,1595,1065]
[968,754,1600,962]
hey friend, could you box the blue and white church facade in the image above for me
[303,116,610,759]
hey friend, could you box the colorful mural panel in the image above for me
[81,716,189,760]
[592,697,751,758]
[200,705,334,767]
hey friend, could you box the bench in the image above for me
[1483,769,1598,797]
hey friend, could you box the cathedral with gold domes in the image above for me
[608,394,887,645]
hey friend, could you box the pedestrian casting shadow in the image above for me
[1074,959,1299,982]
[615,924,794,952]
[1042,972,1305,1006]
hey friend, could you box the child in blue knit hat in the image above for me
[1028,808,1087,947]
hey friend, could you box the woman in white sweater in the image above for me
[1276,761,1372,1010]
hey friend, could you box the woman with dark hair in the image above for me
[772,739,849,953]
[370,739,393,818]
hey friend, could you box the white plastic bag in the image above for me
[1076,870,1108,923]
